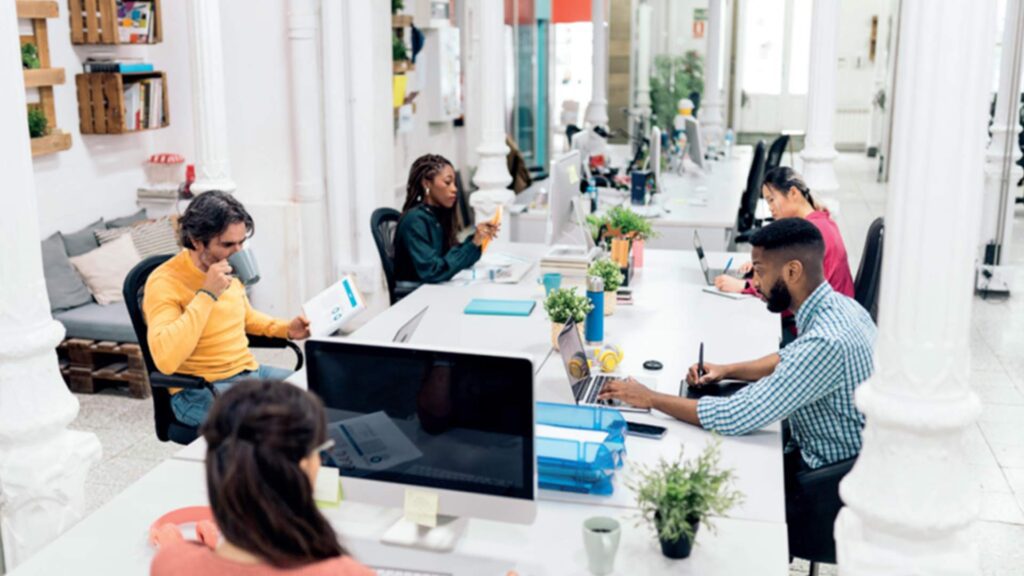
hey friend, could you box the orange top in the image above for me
[150,542,376,576]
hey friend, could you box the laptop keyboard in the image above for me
[584,375,614,404]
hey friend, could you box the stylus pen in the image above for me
[723,257,734,275]
[698,342,705,379]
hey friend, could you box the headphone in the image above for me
[148,506,220,550]
[589,344,624,373]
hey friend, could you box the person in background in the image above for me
[150,379,374,575]
[394,154,499,284]
[144,191,310,427]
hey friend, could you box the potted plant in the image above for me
[27,108,48,139]
[604,206,655,276]
[629,440,742,560]
[588,258,624,316]
[22,43,40,70]
[542,287,592,350]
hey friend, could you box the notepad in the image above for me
[463,299,536,316]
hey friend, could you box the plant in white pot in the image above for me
[588,258,624,316]
[542,287,592,350]
[629,439,742,559]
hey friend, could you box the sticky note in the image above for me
[568,165,579,184]
[481,205,502,252]
[404,488,439,528]
[314,467,343,508]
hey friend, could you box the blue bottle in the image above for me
[585,276,605,343]
[587,178,598,213]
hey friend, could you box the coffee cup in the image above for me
[539,272,562,296]
[227,249,261,286]
[582,516,621,575]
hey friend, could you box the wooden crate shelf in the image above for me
[68,0,163,45]
[23,67,65,88]
[392,14,413,28]
[57,338,150,399]
[76,71,169,134]
[17,1,59,18]
[31,131,72,156]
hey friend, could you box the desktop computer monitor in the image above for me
[546,149,583,246]
[685,116,705,169]
[304,339,537,550]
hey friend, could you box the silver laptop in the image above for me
[393,306,429,343]
[693,231,747,300]
[556,321,650,413]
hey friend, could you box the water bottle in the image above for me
[724,129,735,159]
[585,276,605,343]
[587,178,598,213]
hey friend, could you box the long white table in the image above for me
[509,147,752,251]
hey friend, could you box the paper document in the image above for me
[302,276,365,337]
[536,424,609,445]
[326,411,423,471]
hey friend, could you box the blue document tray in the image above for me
[536,402,627,458]
[537,437,619,479]
[539,474,614,496]
[463,299,536,316]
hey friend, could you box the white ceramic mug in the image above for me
[582,516,621,575]
[227,249,261,286]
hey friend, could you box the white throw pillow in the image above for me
[68,233,142,305]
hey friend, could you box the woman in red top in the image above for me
[716,167,855,335]
[151,380,375,576]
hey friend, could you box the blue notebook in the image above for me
[463,299,536,317]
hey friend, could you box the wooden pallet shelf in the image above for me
[76,71,169,134]
[31,131,72,156]
[57,338,150,398]
[68,0,163,45]
[23,67,65,88]
[17,0,59,18]
[392,14,413,28]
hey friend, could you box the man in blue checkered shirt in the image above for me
[599,218,876,472]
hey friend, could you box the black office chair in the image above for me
[455,171,474,229]
[370,208,420,305]
[733,139,768,245]
[123,255,303,445]
[854,217,884,322]
[788,456,858,574]
[566,124,581,147]
[765,134,790,172]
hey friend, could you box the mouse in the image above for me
[643,360,663,371]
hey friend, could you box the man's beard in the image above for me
[762,278,792,313]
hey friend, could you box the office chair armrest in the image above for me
[795,457,857,492]
[248,336,304,372]
[395,281,421,300]
[150,373,208,391]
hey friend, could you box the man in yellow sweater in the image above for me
[143,191,311,427]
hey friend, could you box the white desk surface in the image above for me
[9,459,788,576]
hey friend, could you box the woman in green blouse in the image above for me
[395,154,499,284]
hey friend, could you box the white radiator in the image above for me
[835,107,871,150]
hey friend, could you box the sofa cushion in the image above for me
[62,218,106,257]
[68,233,141,305]
[53,301,138,343]
[106,208,148,229]
[96,216,180,258]
[41,232,94,311]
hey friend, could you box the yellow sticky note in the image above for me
[314,467,343,508]
[404,488,439,528]
[481,205,502,252]
[568,165,579,185]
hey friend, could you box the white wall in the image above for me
[649,0,709,59]
[32,1,194,238]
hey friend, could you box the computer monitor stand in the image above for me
[380,514,469,553]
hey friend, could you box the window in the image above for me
[788,0,812,94]
[741,0,785,95]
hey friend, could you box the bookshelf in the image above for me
[392,13,415,74]
[18,0,72,157]
[68,0,162,45]
[76,71,169,134]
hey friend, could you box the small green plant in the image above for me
[588,258,624,292]
[543,287,593,324]
[27,108,48,138]
[605,206,656,241]
[629,439,743,544]
[650,51,703,135]
[392,34,408,62]
[22,43,40,69]
[391,0,404,14]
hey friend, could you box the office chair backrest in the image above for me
[854,217,884,322]
[370,208,402,304]
[765,134,789,172]
[455,171,473,229]
[736,139,767,233]
[123,254,175,441]
[566,124,581,146]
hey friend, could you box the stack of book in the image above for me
[539,245,601,279]
[118,1,155,44]
[123,76,163,131]
[83,56,153,73]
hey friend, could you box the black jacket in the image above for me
[394,205,481,283]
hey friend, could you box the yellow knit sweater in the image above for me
[143,250,289,385]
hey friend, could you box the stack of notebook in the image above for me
[539,245,602,279]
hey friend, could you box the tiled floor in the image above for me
[65,152,1024,575]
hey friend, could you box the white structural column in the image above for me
[186,0,236,194]
[698,0,725,145]
[978,0,1024,292]
[584,0,608,127]
[469,0,512,224]
[633,1,652,134]
[0,1,101,568]
[288,0,330,299]
[834,1,997,573]
[799,0,840,192]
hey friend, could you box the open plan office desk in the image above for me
[508,147,752,251]
[12,244,789,575]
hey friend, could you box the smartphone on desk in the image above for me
[625,421,667,439]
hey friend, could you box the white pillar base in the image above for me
[800,146,840,191]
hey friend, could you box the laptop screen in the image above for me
[693,231,711,284]
[305,340,534,500]
[393,306,429,343]
[557,320,591,400]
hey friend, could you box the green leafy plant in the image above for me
[629,439,743,544]
[392,34,408,62]
[22,43,40,69]
[543,287,593,324]
[605,206,656,241]
[650,51,703,135]
[391,0,404,14]
[588,258,624,292]
[27,108,48,138]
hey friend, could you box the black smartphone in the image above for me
[625,421,667,439]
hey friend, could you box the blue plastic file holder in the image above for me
[536,402,627,460]
[539,473,614,496]
[537,437,618,481]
